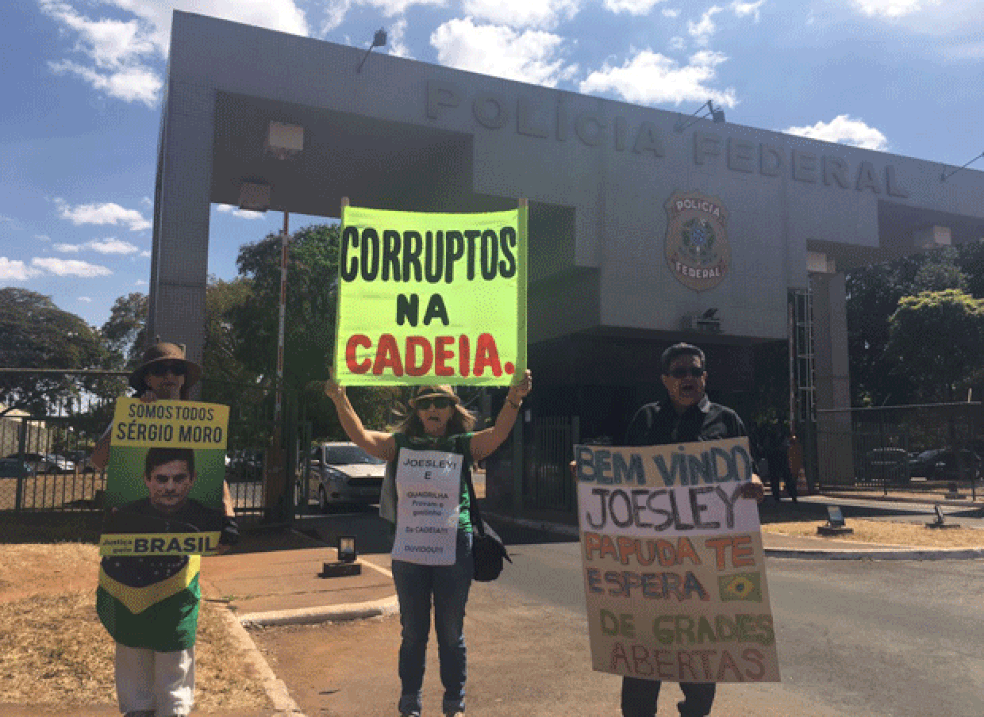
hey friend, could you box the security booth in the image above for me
[151,11,984,514]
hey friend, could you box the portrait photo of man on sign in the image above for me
[104,446,224,537]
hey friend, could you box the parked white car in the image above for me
[299,441,386,512]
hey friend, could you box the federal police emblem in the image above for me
[664,191,731,292]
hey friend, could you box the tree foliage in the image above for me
[225,224,396,440]
[846,243,980,406]
[885,290,984,403]
[101,292,149,370]
[0,287,108,417]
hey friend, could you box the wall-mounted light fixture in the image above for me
[941,150,983,181]
[238,181,271,212]
[674,100,726,133]
[356,28,387,73]
[265,122,304,160]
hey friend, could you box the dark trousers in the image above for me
[621,677,716,717]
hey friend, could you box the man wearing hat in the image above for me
[92,340,237,717]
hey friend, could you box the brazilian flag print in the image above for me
[717,572,763,602]
[97,554,201,651]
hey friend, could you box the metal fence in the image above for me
[1,369,301,527]
[523,415,579,513]
[814,402,982,493]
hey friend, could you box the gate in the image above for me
[815,402,982,493]
[524,416,579,513]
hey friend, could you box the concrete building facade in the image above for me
[151,11,984,484]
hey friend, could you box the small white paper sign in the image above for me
[391,448,462,565]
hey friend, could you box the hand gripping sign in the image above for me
[333,201,528,386]
[99,398,230,557]
[575,438,780,683]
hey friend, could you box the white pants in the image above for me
[114,643,195,716]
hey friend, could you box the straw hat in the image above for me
[409,385,459,406]
[128,340,202,391]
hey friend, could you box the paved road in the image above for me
[253,512,984,717]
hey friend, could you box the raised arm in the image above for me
[325,378,397,461]
[470,370,532,462]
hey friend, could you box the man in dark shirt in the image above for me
[620,342,763,717]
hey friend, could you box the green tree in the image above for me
[847,247,970,406]
[0,288,108,417]
[101,292,149,369]
[885,289,984,403]
[229,223,394,440]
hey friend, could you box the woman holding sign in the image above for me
[326,371,531,717]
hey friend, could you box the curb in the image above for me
[213,602,307,717]
[821,492,984,510]
[238,595,400,627]
[762,547,984,560]
[484,511,984,561]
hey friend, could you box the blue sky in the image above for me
[2,0,982,330]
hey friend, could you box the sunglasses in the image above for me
[415,397,455,410]
[667,367,706,379]
[148,361,187,377]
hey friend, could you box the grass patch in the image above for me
[762,518,984,548]
[0,540,269,710]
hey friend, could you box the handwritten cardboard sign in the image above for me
[333,204,528,386]
[575,438,780,683]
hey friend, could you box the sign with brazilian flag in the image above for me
[334,202,527,386]
[574,438,780,683]
[99,398,229,557]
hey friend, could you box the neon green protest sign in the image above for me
[333,203,527,386]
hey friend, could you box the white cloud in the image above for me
[687,5,723,46]
[55,238,141,254]
[463,0,581,27]
[730,0,765,21]
[55,199,151,231]
[135,279,148,285]
[387,18,412,59]
[944,41,984,61]
[40,1,309,106]
[580,48,737,107]
[319,0,352,34]
[851,0,938,18]
[662,7,680,17]
[0,257,39,281]
[89,238,140,254]
[603,0,665,16]
[35,234,52,242]
[140,251,151,258]
[78,296,92,302]
[216,204,266,220]
[431,18,578,87]
[783,115,889,151]
[30,257,113,277]
[668,36,687,51]
[140,196,153,207]
[48,59,162,106]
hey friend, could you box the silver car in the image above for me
[302,442,386,512]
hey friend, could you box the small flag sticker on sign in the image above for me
[718,572,762,602]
